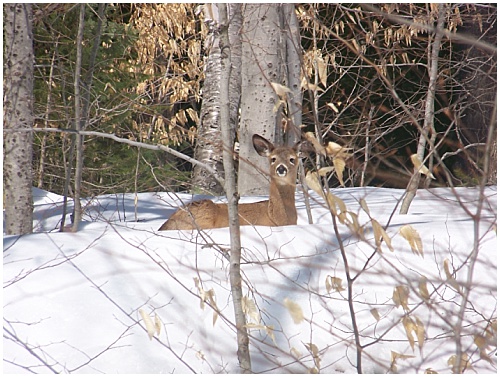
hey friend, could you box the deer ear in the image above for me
[252,134,274,157]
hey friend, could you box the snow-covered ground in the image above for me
[3,186,497,373]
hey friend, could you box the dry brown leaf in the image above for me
[305,171,324,195]
[418,276,430,301]
[304,132,326,155]
[359,198,370,216]
[402,315,416,350]
[194,277,219,325]
[301,77,325,93]
[333,157,346,187]
[474,334,488,350]
[327,193,347,215]
[242,296,260,324]
[486,319,497,345]
[305,170,349,222]
[370,308,381,321]
[265,325,277,346]
[325,141,351,159]
[327,102,339,113]
[305,342,321,369]
[393,285,410,311]
[372,219,394,252]
[317,166,334,177]
[154,313,162,337]
[448,353,472,372]
[284,298,304,324]
[424,367,438,374]
[410,154,435,179]
[415,316,425,352]
[139,308,157,340]
[316,54,328,87]
[325,275,345,293]
[271,82,292,98]
[399,224,424,257]
[345,211,364,238]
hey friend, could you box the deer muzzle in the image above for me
[276,164,288,177]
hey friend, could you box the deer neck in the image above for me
[268,181,297,225]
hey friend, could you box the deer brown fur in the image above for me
[158,134,300,230]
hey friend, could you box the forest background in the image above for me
[3,4,497,236]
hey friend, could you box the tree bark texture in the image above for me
[3,3,34,235]
[283,4,303,145]
[192,4,242,195]
[192,5,225,195]
[71,4,86,232]
[238,4,283,196]
[219,4,252,373]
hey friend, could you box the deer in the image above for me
[158,134,301,230]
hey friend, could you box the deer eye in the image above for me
[289,157,296,165]
[271,157,277,164]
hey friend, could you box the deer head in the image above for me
[252,134,300,187]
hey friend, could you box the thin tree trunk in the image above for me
[282,4,313,224]
[400,4,445,214]
[219,3,252,373]
[38,49,58,188]
[72,4,105,231]
[3,3,34,235]
[71,4,85,231]
[228,4,242,144]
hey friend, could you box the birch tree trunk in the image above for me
[238,4,283,195]
[3,3,34,235]
[192,4,225,195]
[192,4,242,195]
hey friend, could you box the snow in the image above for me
[3,186,497,373]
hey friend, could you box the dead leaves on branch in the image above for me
[325,275,345,293]
[392,285,410,311]
[303,132,351,187]
[194,277,219,326]
[130,4,204,145]
[399,224,424,257]
[138,308,162,340]
[410,154,435,180]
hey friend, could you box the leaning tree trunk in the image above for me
[238,4,283,196]
[3,3,34,235]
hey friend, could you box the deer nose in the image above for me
[276,164,288,177]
